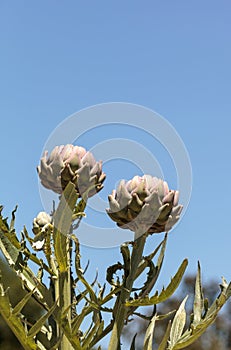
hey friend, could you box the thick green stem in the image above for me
[108,234,147,350]
[58,237,73,350]
[52,183,78,349]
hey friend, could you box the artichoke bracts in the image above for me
[37,144,106,197]
[107,175,182,236]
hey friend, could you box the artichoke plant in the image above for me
[1,144,231,350]
[37,144,106,197]
[107,175,182,237]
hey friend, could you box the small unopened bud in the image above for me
[33,211,51,236]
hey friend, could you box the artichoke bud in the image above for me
[32,212,52,251]
[37,144,106,198]
[32,211,52,235]
[106,175,183,236]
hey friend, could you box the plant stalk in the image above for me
[108,233,147,349]
[58,236,73,350]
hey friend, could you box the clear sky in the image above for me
[1,0,231,297]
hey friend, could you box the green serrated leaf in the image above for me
[10,206,18,232]
[82,319,103,349]
[143,314,157,350]
[170,274,231,350]
[22,227,54,276]
[0,274,37,350]
[141,233,168,295]
[72,305,91,334]
[27,302,57,338]
[157,310,176,321]
[157,233,168,269]
[0,209,22,250]
[126,259,188,306]
[100,285,122,306]
[61,303,73,323]
[121,242,131,278]
[12,289,34,315]
[169,296,188,349]
[106,262,124,286]
[89,320,104,348]
[58,319,82,350]
[0,226,23,268]
[171,319,215,349]
[192,261,203,326]
[225,281,231,299]
[135,239,163,279]
[19,264,51,308]
[73,239,98,304]
[53,182,78,272]
[205,280,229,319]
[0,207,9,232]
[0,223,50,310]
[139,259,157,294]
[98,283,106,300]
[158,321,171,350]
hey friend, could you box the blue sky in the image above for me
[1,0,231,300]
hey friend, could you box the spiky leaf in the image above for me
[0,276,37,350]
[158,321,171,350]
[126,259,188,306]
[169,296,188,348]
[192,262,203,326]
[143,314,157,350]
[169,277,231,349]
[12,289,35,316]
[27,302,58,338]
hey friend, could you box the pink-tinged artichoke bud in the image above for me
[37,144,106,197]
[107,175,183,236]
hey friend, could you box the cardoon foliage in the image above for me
[0,143,229,350]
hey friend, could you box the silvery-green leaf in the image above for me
[158,321,171,350]
[121,242,131,279]
[192,262,203,326]
[126,259,187,306]
[143,314,157,350]
[27,302,58,338]
[12,289,34,316]
[169,296,188,348]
